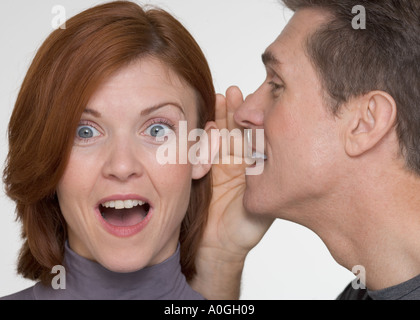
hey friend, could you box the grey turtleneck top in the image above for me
[1,243,203,300]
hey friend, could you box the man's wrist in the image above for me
[190,247,247,300]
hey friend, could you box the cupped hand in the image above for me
[201,86,274,261]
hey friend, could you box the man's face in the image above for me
[235,9,345,222]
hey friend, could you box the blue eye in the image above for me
[145,123,173,138]
[76,125,101,139]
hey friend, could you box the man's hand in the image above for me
[190,87,273,299]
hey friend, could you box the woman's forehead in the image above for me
[85,57,198,121]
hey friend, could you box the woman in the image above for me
[1,1,218,299]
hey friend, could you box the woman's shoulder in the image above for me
[0,285,36,300]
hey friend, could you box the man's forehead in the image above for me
[264,8,331,62]
[288,7,332,33]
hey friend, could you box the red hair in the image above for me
[3,1,214,284]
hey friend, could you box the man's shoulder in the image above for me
[338,273,420,300]
[368,274,420,300]
[336,282,372,300]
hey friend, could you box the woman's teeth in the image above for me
[101,199,145,209]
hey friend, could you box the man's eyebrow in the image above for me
[140,102,185,117]
[261,50,281,67]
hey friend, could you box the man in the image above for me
[192,0,420,299]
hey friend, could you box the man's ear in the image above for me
[344,91,397,157]
[191,121,219,180]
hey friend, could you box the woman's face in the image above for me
[56,57,211,272]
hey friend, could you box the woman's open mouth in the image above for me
[100,200,150,226]
[96,197,152,237]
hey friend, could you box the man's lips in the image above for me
[246,129,267,161]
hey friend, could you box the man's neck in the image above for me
[310,166,420,291]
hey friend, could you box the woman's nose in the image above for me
[102,137,143,182]
[233,90,265,129]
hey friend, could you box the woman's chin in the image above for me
[92,246,153,273]
[100,256,150,273]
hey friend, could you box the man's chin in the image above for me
[243,189,265,216]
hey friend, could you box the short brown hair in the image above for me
[3,1,215,284]
[283,0,420,174]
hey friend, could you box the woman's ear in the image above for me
[191,121,219,180]
[344,91,397,157]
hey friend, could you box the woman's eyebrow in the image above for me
[83,108,102,118]
[140,102,185,117]
[82,103,185,118]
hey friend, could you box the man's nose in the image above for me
[102,137,143,182]
[233,90,265,129]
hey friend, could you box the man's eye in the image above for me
[268,81,284,93]
[76,125,101,139]
[145,123,173,138]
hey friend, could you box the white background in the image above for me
[0,0,354,299]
